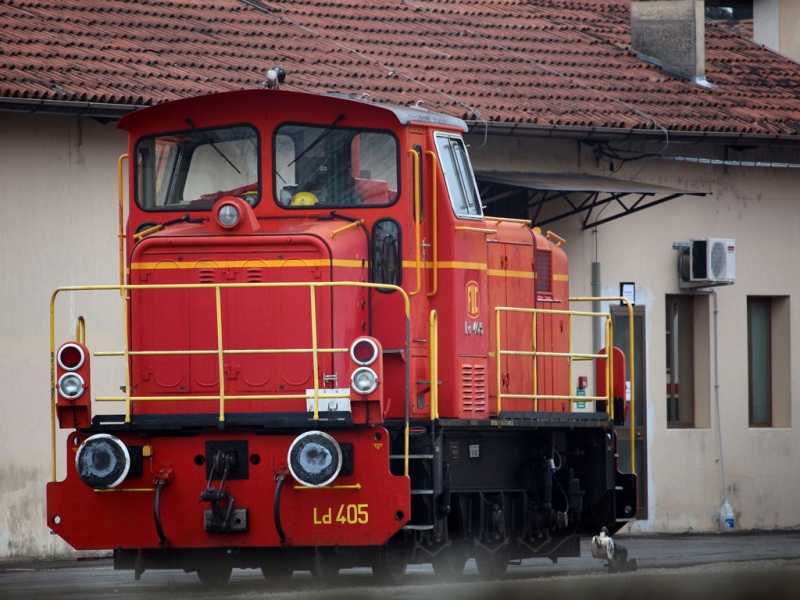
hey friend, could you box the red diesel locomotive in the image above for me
[47,87,636,584]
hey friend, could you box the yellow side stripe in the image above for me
[131,259,365,270]
[130,259,568,281]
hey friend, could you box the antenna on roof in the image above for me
[263,67,286,90]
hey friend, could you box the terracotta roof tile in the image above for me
[2,0,800,136]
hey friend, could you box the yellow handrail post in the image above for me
[425,150,439,298]
[49,293,58,482]
[567,312,573,412]
[569,296,635,475]
[309,285,321,421]
[496,307,503,414]
[546,230,566,247]
[121,288,132,424]
[75,316,86,345]
[215,286,226,424]
[605,317,613,421]
[407,148,422,297]
[330,220,364,238]
[429,310,439,419]
[532,310,538,412]
[118,154,128,287]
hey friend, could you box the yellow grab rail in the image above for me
[425,150,439,297]
[546,230,566,247]
[50,281,412,479]
[74,316,86,345]
[455,227,497,235]
[330,220,363,238]
[495,306,614,415]
[570,296,635,475]
[429,310,439,419]
[117,154,128,287]
[408,148,422,297]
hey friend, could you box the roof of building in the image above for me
[2,0,800,138]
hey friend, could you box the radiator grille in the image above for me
[536,248,552,294]
[198,269,215,284]
[246,268,264,283]
[461,362,487,414]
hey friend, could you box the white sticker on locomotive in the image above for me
[464,321,484,335]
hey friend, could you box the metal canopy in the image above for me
[475,171,707,230]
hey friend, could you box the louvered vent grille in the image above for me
[198,269,215,284]
[536,248,552,294]
[246,268,264,283]
[461,362,487,413]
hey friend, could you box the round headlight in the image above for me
[217,203,241,229]
[287,431,342,487]
[58,372,85,400]
[350,337,378,366]
[351,366,378,395]
[57,343,85,371]
[75,434,131,490]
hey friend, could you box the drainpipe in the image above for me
[592,262,602,351]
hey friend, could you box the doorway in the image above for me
[611,304,648,520]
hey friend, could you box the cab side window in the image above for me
[434,133,483,219]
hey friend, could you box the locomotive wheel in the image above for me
[474,547,509,580]
[431,546,468,580]
[260,564,293,583]
[196,565,232,587]
[372,560,407,584]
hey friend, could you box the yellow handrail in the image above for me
[408,148,422,297]
[133,223,164,242]
[490,216,532,226]
[546,230,566,247]
[425,150,439,297]
[49,281,412,481]
[495,306,615,415]
[429,310,439,419]
[117,154,128,287]
[74,316,86,345]
[455,227,497,234]
[569,296,636,475]
[330,220,363,238]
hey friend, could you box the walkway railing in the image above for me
[49,281,411,480]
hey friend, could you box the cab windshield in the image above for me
[135,125,260,210]
[275,124,399,208]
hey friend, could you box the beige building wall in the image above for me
[0,112,126,557]
[468,132,800,532]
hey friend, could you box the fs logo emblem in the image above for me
[466,281,480,318]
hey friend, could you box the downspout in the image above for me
[711,289,734,529]
[592,229,602,351]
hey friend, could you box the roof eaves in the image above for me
[466,120,800,147]
[0,96,141,119]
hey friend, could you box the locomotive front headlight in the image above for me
[217,202,241,229]
[75,434,131,490]
[351,366,378,395]
[287,431,342,487]
[58,372,85,400]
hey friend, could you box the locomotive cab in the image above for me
[46,88,637,584]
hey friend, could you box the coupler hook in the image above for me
[199,450,237,534]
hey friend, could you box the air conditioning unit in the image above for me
[687,238,735,285]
